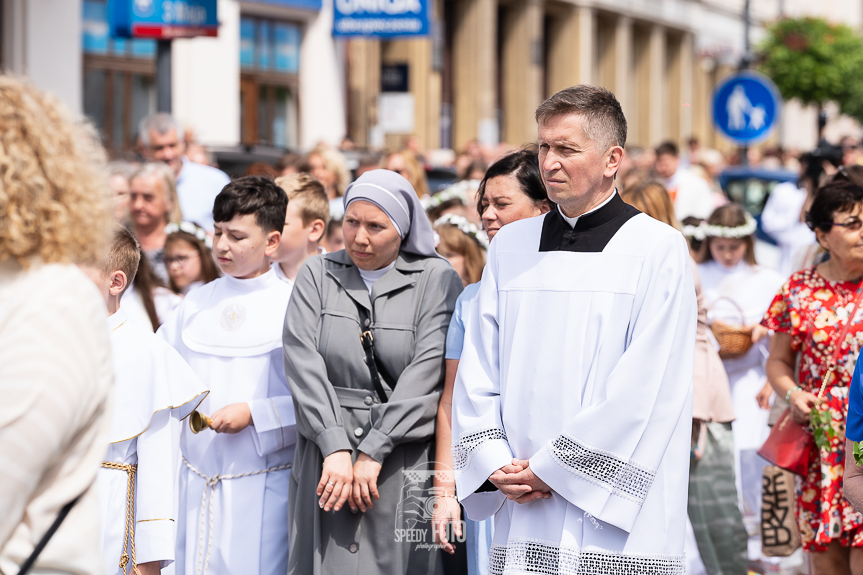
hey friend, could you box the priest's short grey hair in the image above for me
[535,85,627,154]
[138,112,185,146]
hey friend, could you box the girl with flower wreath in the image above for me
[697,204,784,558]
[163,221,221,295]
[434,214,487,287]
[763,181,863,573]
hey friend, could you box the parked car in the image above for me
[718,166,798,245]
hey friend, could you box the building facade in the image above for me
[345,0,863,154]
[1,0,343,153]
[1,0,860,156]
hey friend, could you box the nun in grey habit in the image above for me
[283,169,463,575]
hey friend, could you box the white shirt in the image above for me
[760,181,816,276]
[664,167,714,220]
[358,261,396,294]
[121,282,183,331]
[176,157,231,232]
[271,248,327,292]
[557,190,618,228]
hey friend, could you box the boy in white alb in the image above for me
[82,228,208,575]
[158,176,296,575]
[270,173,329,290]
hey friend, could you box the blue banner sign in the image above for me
[333,0,430,37]
[712,71,781,146]
[111,0,219,39]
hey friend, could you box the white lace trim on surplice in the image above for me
[547,434,656,504]
[452,427,507,471]
[488,539,685,575]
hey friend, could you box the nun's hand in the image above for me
[318,450,354,513]
[352,452,382,512]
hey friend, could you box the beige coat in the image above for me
[0,261,113,575]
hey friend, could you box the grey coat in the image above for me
[283,249,462,575]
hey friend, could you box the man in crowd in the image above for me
[139,113,230,232]
[655,140,714,220]
[452,85,697,573]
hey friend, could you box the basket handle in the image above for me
[708,295,748,326]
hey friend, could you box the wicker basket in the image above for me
[709,296,754,360]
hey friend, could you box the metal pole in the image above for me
[156,40,172,113]
[739,0,751,166]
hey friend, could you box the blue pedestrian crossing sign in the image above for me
[712,71,782,145]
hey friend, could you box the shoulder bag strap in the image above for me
[17,494,81,575]
[817,280,863,402]
[354,302,391,404]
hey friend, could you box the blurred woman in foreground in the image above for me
[0,75,114,574]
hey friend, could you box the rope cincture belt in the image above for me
[182,457,291,575]
[101,461,140,575]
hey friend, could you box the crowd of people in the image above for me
[9,71,863,575]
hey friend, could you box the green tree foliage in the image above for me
[759,17,863,122]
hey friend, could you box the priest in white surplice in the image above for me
[451,85,697,574]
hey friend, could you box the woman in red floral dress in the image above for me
[762,180,863,573]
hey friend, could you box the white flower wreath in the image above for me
[165,221,213,248]
[434,213,489,250]
[682,213,757,241]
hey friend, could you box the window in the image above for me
[82,0,156,153]
[240,16,301,148]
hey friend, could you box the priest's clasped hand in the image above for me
[209,403,253,433]
[489,459,553,504]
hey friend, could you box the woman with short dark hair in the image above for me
[431,148,550,574]
[763,181,863,573]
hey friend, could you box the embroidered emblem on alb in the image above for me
[220,304,247,331]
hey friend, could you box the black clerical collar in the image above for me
[539,192,640,253]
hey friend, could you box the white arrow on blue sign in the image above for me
[712,71,782,146]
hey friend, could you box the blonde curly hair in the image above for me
[0,75,112,266]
